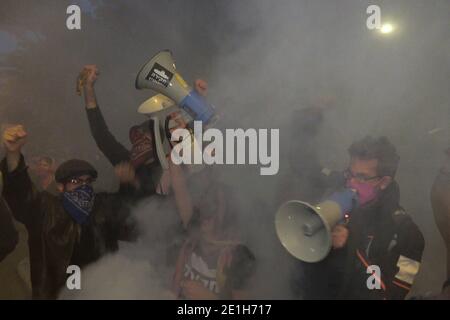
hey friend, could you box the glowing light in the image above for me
[380,23,394,34]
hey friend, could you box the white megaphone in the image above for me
[135,50,216,125]
[137,94,203,171]
[275,188,357,263]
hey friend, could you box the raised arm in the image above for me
[1,125,43,227]
[80,65,130,166]
[168,157,193,229]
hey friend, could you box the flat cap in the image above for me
[55,159,98,183]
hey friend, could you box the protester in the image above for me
[1,124,138,299]
[169,159,256,299]
[78,65,207,199]
[28,155,57,194]
[282,106,425,300]
[430,147,450,297]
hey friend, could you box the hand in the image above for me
[114,162,137,186]
[156,169,171,195]
[79,65,99,108]
[331,224,349,249]
[180,280,217,300]
[194,79,208,97]
[167,111,190,148]
[80,65,99,87]
[2,125,27,154]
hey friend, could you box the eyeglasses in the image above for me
[343,169,381,183]
[67,177,96,186]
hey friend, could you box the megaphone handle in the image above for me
[152,117,169,170]
[164,115,175,148]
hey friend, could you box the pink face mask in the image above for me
[346,179,379,207]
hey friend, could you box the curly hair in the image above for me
[348,136,400,177]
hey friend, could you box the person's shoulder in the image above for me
[391,207,416,227]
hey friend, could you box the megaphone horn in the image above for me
[135,50,216,125]
[275,189,356,263]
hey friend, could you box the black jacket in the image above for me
[294,180,424,300]
[339,182,425,300]
[1,155,136,299]
[86,107,158,198]
[285,108,424,300]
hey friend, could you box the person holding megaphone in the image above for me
[78,64,208,200]
[277,121,425,299]
[78,60,214,269]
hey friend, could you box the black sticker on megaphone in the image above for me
[146,63,173,87]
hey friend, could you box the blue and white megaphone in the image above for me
[135,50,216,125]
[275,188,357,263]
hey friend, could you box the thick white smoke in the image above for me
[1,0,449,299]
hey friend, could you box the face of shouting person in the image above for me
[345,157,392,207]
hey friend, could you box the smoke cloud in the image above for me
[0,0,449,299]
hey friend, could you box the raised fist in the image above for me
[77,65,99,95]
[194,79,208,97]
[331,224,349,249]
[114,161,138,187]
[2,125,27,154]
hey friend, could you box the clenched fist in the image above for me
[194,79,208,97]
[77,64,99,98]
[77,65,99,93]
[114,161,138,187]
[78,65,100,109]
[331,224,349,249]
[2,125,27,154]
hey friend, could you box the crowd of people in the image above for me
[0,65,448,300]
